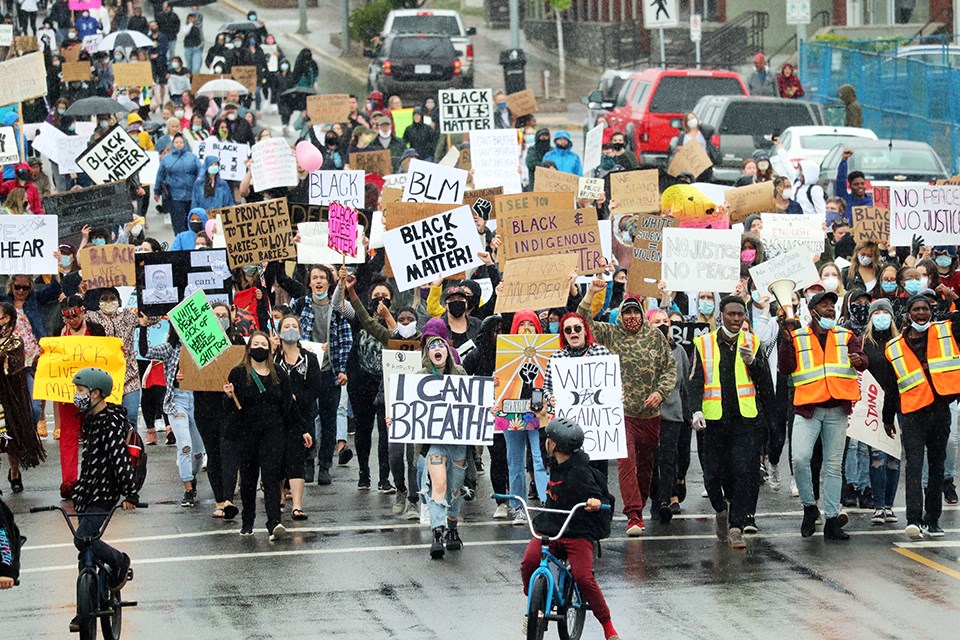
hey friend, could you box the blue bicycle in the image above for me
[494,494,611,640]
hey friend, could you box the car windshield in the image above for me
[391,15,461,37]
[851,148,943,173]
[649,77,744,113]
[721,102,817,135]
[799,134,868,150]
[391,37,455,58]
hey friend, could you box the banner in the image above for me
[78,244,136,289]
[748,246,819,295]
[889,184,960,247]
[0,53,47,106]
[852,206,890,244]
[34,336,125,404]
[195,140,250,181]
[43,182,136,238]
[75,124,150,185]
[549,355,626,460]
[136,249,233,315]
[349,150,393,177]
[308,169,364,209]
[661,227,740,292]
[439,88,495,134]
[113,62,154,87]
[610,169,660,214]
[382,349,422,410]
[470,129,522,194]
[179,344,245,392]
[69,0,101,8]
[667,141,713,178]
[506,89,537,117]
[495,253,579,314]
[388,373,496,445]
[494,334,559,410]
[583,124,604,174]
[306,94,351,124]
[250,138,298,192]
[401,159,467,204]
[760,213,823,255]
[327,202,359,257]
[535,166,578,194]
[168,289,231,369]
[0,215,58,275]
[625,214,677,297]
[230,66,257,92]
[848,370,901,459]
[217,198,296,269]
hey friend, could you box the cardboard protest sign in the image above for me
[463,186,502,220]
[873,185,890,211]
[402,159,467,204]
[439,88,495,134]
[168,289,231,369]
[349,150,393,177]
[470,129,522,194]
[11,36,39,54]
[78,244,136,289]
[493,334,559,410]
[388,373,496,445]
[889,184,960,247]
[250,138,298,192]
[62,61,92,83]
[724,181,776,223]
[306,94,351,124]
[135,249,233,316]
[849,370,901,459]
[550,355,626,460]
[625,215,677,297]
[669,321,712,358]
[113,62,154,87]
[195,139,250,181]
[327,202,359,257]
[60,44,82,63]
[0,126,17,166]
[382,205,484,290]
[75,124,150,185]
[44,182,136,238]
[609,169,660,214]
[495,253,579,314]
[296,222,366,265]
[217,198,295,269]
[578,177,604,201]
[288,202,324,226]
[0,215,58,275]
[667,142,713,178]
[179,344,245,392]
[191,73,220,94]
[852,206,890,244]
[0,53,47,106]
[748,246,820,295]
[230,66,257,92]
[387,339,421,352]
[583,124,604,173]
[308,170,365,209]
[661,227,740,292]
[34,336,125,404]
[382,349,422,410]
[535,166,578,194]
[506,89,537,117]
[760,213,823,255]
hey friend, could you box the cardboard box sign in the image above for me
[506,89,537,117]
[178,345,245,392]
[609,169,660,214]
[534,166,578,194]
[216,198,296,269]
[62,61,92,83]
[852,206,890,244]
[724,181,776,223]
[230,66,258,92]
[495,253,579,314]
[667,142,713,178]
[625,215,678,297]
[191,73,221,95]
[306,94,351,124]
[349,150,393,177]
[113,62,154,87]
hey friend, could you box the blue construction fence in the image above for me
[799,38,960,174]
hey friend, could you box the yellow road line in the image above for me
[893,547,960,581]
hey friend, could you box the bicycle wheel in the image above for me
[527,573,549,640]
[77,571,99,640]
[557,570,586,640]
[101,589,122,640]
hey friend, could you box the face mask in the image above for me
[233,41,243,49]
[189,220,203,233]
[850,304,869,326]
[447,300,467,318]
[369,297,390,314]
[312,291,328,302]
[881,281,897,293]
[782,188,793,200]
[249,346,270,362]
[60,255,72,268]
[821,276,839,292]
[207,165,220,175]
[379,127,392,139]
[920,276,929,289]
[904,279,921,295]
[174,109,184,118]
[911,320,931,332]
[227,113,237,122]
[757,160,770,171]
[16,169,29,181]
[740,249,756,264]
[686,118,698,129]
[496,102,507,110]
[192,124,202,132]
[397,322,417,338]
[172,62,180,70]
[92,238,106,246]
[73,392,91,412]
[98,118,110,128]
[217,316,230,331]
[817,315,836,330]
[622,315,643,333]
[857,255,873,266]
[524,134,535,144]
[280,328,300,344]
[281,64,289,71]
[871,313,892,331]
[751,290,762,304]
[548,321,559,333]
[99,300,119,315]
[600,156,616,170]
[720,324,740,339]
[698,300,715,316]
[936,255,953,268]
[68,33,77,39]
[242,265,260,277]
[57,107,66,116]
[131,224,144,237]
[555,140,569,150]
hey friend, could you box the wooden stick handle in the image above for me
[232,395,242,411]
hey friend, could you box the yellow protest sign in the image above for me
[33,336,126,404]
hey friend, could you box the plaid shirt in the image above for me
[293,296,353,375]
[542,344,612,412]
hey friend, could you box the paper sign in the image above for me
[388,373,496,445]
[34,336,125,404]
[668,142,713,178]
[760,213,824,256]
[392,108,414,139]
[626,215,678,297]
[75,124,150,185]
[79,244,136,289]
[230,66,257,92]
[296,221,366,265]
[661,227,740,292]
[495,253,579,314]
[113,62,154,87]
[191,73,221,95]
[0,215,58,275]
[251,138,298,192]
[0,24,11,47]
[0,126,20,165]
[506,89,537,117]
[463,186,502,220]
[44,182,136,238]
[382,349,422,410]
[724,181,776,223]
[308,170,365,209]
[217,198,295,269]
[852,206,890,244]
[439,88,495,134]
[889,184,960,247]
[535,166,579,194]
[136,249,233,316]
[610,169,660,214]
[0,53,47,106]
[327,202,359,257]
[494,334,559,409]
[402,159,467,204]
[168,289,231,369]
[139,150,160,186]
[578,177,604,201]
[349,150,393,177]
[583,124,604,173]
[179,345,244,392]
[848,370,901,459]
[550,355,626,460]
[470,129,522,195]
[306,94,351,124]
[81,34,103,55]
[62,61,92,83]
[748,246,820,295]
[195,139,250,181]
[56,135,88,175]
[873,186,890,211]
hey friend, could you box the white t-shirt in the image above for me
[19,0,39,11]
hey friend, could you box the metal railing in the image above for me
[672,11,769,68]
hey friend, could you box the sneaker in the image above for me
[715,510,729,541]
[378,481,396,495]
[461,485,476,502]
[527,481,538,501]
[37,420,48,438]
[357,477,371,491]
[476,459,485,475]
[790,477,800,497]
[145,429,158,446]
[758,464,768,485]
[742,515,759,534]
[180,490,195,507]
[883,507,897,523]
[701,488,709,498]
[841,483,858,508]
[871,509,886,525]
[392,492,407,516]
[404,501,420,520]
[337,446,353,466]
[201,453,208,472]
[905,523,922,541]
[626,517,645,537]
[657,503,672,525]
[766,462,781,492]
[728,527,746,549]
[269,523,287,541]
[944,478,959,505]
[108,553,132,592]
[316,468,332,486]
[430,527,445,559]
[165,428,176,446]
[493,503,510,520]
[512,508,527,526]
[240,525,254,536]
[669,501,681,515]
[444,527,463,551]
[419,502,430,525]
[857,488,874,509]
[923,521,945,538]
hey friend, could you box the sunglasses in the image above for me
[13,284,31,292]
[427,342,447,351]
[563,325,584,335]
[62,308,84,319]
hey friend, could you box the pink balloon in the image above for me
[205,218,218,239]
[296,141,324,173]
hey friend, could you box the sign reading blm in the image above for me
[75,124,150,185]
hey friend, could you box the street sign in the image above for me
[690,14,702,43]
[644,0,679,29]
[786,0,811,25]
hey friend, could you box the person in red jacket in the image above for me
[0,163,44,215]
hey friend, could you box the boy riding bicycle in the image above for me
[520,418,621,640]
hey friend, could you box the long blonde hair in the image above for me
[862,310,900,347]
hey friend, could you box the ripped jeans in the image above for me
[419,444,467,530]
[869,448,900,509]
[168,389,205,483]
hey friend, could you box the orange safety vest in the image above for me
[791,326,860,405]
[884,321,960,414]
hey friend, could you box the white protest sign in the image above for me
[383,173,408,189]
[139,151,160,186]
[382,205,485,291]
[307,170,365,209]
[29,122,67,161]
[0,215,59,275]
[661,227,740,292]
[57,135,89,175]
[578,177,604,201]
[195,139,250,181]
[439,88,495,134]
[0,126,20,165]
[848,370,901,459]
[381,350,421,409]
[368,210,385,249]
[0,53,47,106]
[388,373,496,445]
[470,128,522,195]
[0,25,12,47]
[550,355,626,460]
[251,138,298,192]
[82,34,103,54]
[760,213,824,256]
[295,222,366,265]
[75,121,96,140]
[401,158,467,204]
[75,124,149,185]
[748,246,820,295]
[889,184,960,247]
[583,124,604,173]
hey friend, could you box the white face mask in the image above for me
[396,322,417,338]
[920,276,929,289]
[781,188,793,200]
[686,118,698,129]
[821,276,839,292]
[130,224,144,237]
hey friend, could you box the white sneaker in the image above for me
[701,488,709,498]
[201,453,208,472]
[419,502,430,526]
[269,523,287,541]
[493,503,510,520]
[790,478,800,497]
[512,508,527,526]
[905,523,922,540]
[766,462,780,492]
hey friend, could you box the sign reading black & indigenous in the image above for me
[75,124,149,185]
[388,373,496,445]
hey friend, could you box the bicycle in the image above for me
[31,504,146,640]
[493,494,612,640]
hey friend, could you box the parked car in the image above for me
[366,34,462,99]
[605,68,747,166]
[380,8,477,88]
[894,43,960,67]
[691,96,825,184]
[770,126,878,171]
[817,139,950,196]
[580,69,632,136]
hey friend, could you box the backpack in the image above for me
[125,425,148,492]
[587,465,616,541]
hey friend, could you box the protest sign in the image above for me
[849,370,901,459]
[81,34,102,55]
[724,181,776,223]
[0,53,47,106]
[217,198,295,269]
[661,227,740,292]
[179,345,244,392]
[388,373,496,445]
[349,150,393,177]
[583,124,604,173]
[455,146,472,173]
[113,62,154,87]
[463,186,502,220]
[625,215,677,297]
[392,108,414,139]
[168,289,231,369]
[29,122,66,163]
[136,249,233,315]
[387,339,421,352]
[873,186,889,211]
[383,174,407,189]
[308,170,365,209]
[381,349,422,410]
[668,321,712,358]
[437,147,460,167]
[306,94,351,124]
[609,169,659,214]
[497,195,604,274]
[60,44,82,63]
[667,141,713,178]
[550,355,626,460]
[662,183,723,225]
[578,177,604,201]
[401,159,468,204]
[534,166,578,194]
[852,206,890,244]
[296,222,366,264]
[69,0,101,8]
[55,135,88,175]
[230,66,257,92]
[250,138,298,192]
[889,184,960,247]
[0,24,11,47]
[191,73,220,94]
[439,88,495,134]
[760,213,823,255]
[495,253,579,314]
[493,334,559,410]
[748,246,820,295]
[139,150,160,186]
[34,336,125,404]
[0,127,20,165]
[382,205,484,290]
[506,89,537,117]
[470,129,522,194]
[288,202,324,226]
[78,244,136,289]
[75,124,150,185]
[0,215,58,275]
[62,61,92,82]
[327,202,359,257]
[195,139,250,181]
[44,182,135,238]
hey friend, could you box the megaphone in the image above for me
[768,278,797,320]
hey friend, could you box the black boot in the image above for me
[430,526,445,559]
[444,524,463,551]
[824,516,850,541]
[800,504,820,538]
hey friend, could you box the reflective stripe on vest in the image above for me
[791,326,860,405]
[929,321,960,376]
[885,335,935,413]
[694,331,759,421]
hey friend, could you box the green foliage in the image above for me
[547,0,573,11]
[349,0,395,45]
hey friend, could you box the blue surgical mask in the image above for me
[698,300,715,316]
[817,315,837,330]
[911,320,931,332]
[871,314,892,331]
[60,255,71,268]
[751,290,762,304]
[497,102,507,110]
[192,125,202,131]
[207,165,220,175]
[92,238,106,246]
[524,134,535,144]
[936,255,953,268]
[548,321,559,333]
[880,281,897,293]
[904,279,921,295]
[312,291,328,302]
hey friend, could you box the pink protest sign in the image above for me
[328,202,359,257]
[69,0,102,9]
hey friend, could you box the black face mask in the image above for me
[249,347,270,363]
[369,297,390,315]
[535,138,550,152]
[189,220,203,232]
[15,169,29,180]
[657,324,671,342]
[850,304,869,326]
[447,300,467,318]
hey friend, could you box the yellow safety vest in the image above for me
[694,330,760,420]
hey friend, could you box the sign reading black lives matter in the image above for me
[439,88,495,134]
[75,124,149,185]
[388,373,496,445]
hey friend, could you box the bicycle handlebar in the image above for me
[491,493,611,541]
[29,503,147,540]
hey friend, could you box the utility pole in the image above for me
[342,0,350,57]
[297,0,309,35]
[509,0,520,49]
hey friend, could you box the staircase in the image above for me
[667,11,769,69]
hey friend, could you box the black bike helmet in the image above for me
[545,417,584,454]
[72,367,114,398]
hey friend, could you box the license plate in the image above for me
[415,64,431,74]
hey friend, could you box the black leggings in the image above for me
[489,433,509,503]
[234,430,284,532]
[193,392,227,503]
[18,11,37,36]
[353,397,388,484]
[140,384,166,429]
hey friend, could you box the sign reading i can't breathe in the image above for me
[388,373,496,445]
[75,124,150,185]
[439,88,495,134]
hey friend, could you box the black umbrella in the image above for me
[167,0,216,6]
[280,86,317,111]
[217,21,259,35]
[64,97,132,117]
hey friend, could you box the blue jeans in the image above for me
[25,370,40,423]
[74,501,125,576]
[184,46,202,74]
[503,429,548,510]
[313,371,341,472]
[168,199,191,236]
[869,449,900,509]
[844,438,871,492]
[419,444,467,529]
[121,390,141,427]
[167,389,204,483]
[791,406,848,518]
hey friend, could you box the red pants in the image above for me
[617,415,660,520]
[520,537,611,624]
[56,402,83,496]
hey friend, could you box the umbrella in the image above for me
[197,78,249,97]
[217,21,260,35]
[280,86,317,111]
[167,0,216,6]
[64,97,132,117]
[97,30,153,52]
